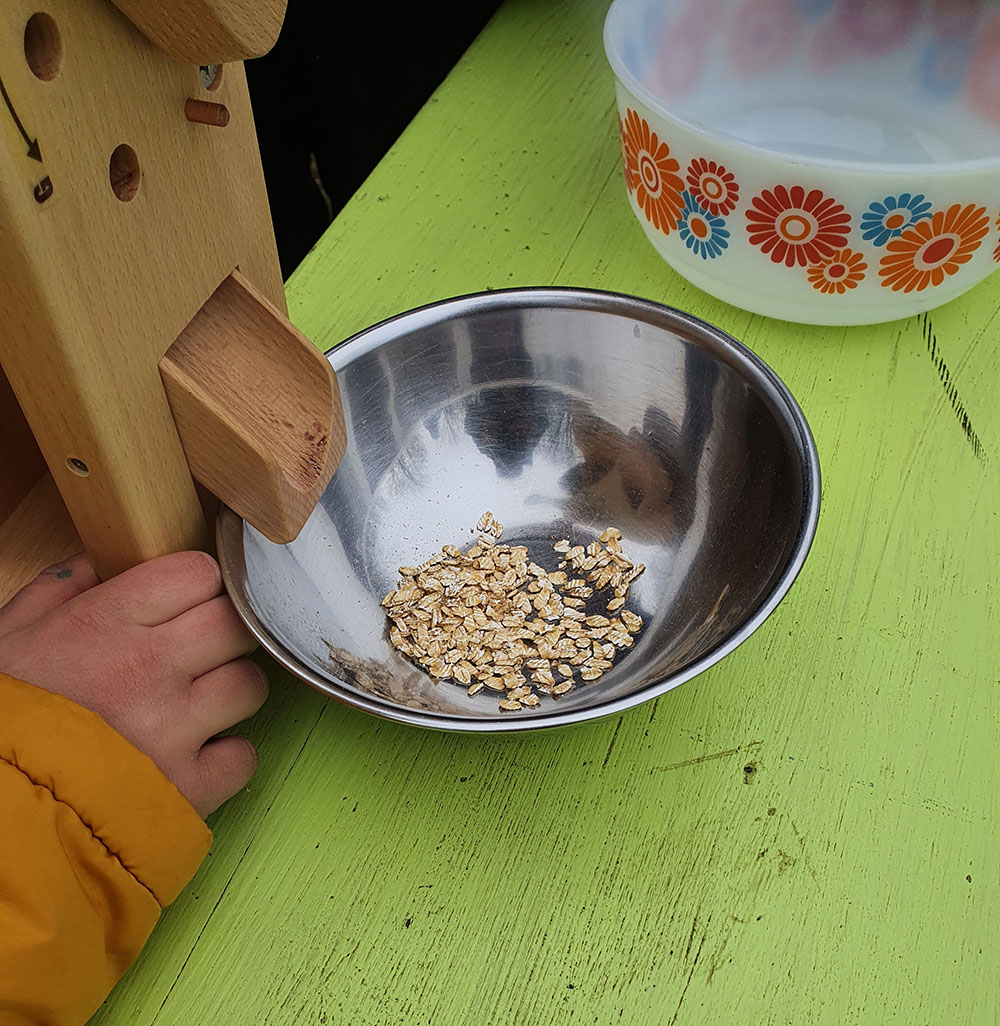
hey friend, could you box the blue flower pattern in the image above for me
[677,191,729,260]
[615,107,984,295]
[860,193,933,247]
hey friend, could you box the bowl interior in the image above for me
[606,0,1000,166]
[222,291,817,729]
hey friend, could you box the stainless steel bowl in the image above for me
[218,288,820,731]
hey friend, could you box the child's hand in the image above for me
[0,551,268,818]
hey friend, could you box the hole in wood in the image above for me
[199,64,223,90]
[24,13,62,81]
[109,144,140,202]
[66,457,89,477]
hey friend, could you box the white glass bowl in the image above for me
[604,0,1000,325]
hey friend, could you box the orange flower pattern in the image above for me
[617,114,634,195]
[807,248,867,294]
[614,110,997,296]
[878,204,990,292]
[686,157,740,217]
[746,185,851,267]
[621,109,684,234]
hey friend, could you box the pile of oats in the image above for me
[381,512,644,712]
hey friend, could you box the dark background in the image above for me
[246,1,503,279]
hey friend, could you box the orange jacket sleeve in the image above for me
[0,673,212,1025]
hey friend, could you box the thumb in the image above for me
[0,553,100,637]
[187,735,259,818]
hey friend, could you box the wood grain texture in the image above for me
[109,0,287,62]
[0,472,81,605]
[91,1,999,1024]
[160,271,345,543]
[0,0,286,580]
[0,365,46,524]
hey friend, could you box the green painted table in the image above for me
[93,2,998,1023]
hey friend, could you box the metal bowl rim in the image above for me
[218,286,821,733]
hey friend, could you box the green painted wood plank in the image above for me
[284,0,619,348]
[94,0,999,1023]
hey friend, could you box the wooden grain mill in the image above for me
[0,0,346,604]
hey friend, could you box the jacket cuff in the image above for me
[0,673,212,906]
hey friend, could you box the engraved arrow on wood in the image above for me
[0,73,42,162]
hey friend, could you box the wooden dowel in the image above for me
[185,98,230,127]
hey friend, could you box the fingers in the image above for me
[170,660,267,817]
[160,594,257,680]
[0,545,269,823]
[189,735,260,818]
[0,553,100,637]
[74,550,224,627]
[187,658,269,740]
